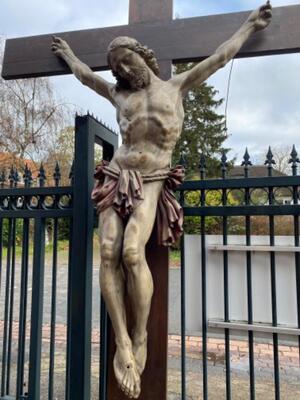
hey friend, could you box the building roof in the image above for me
[228,165,286,178]
[228,165,291,199]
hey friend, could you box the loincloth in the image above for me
[91,160,185,246]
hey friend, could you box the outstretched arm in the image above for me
[171,1,272,96]
[51,36,115,103]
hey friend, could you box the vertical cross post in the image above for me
[129,0,173,79]
[107,1,173,399]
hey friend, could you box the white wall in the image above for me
[185,235,298,336]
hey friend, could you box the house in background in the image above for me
[0,152,39,187]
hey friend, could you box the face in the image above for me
[109,47,150,90]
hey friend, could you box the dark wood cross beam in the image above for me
[3,3,300,80]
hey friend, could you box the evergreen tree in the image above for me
[172,63,229,178]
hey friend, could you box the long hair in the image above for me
[107,36,160,91]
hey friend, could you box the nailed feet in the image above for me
[113,343,141,398]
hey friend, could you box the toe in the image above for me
[121,373,127,392]
[133,378,141,399]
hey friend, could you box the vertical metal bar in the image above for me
[1,218,13,396]
[245,179,255,400]
[65,218,73,400]
[291,162,300,361]
[68,116,94,400]
[0,218,3,292]
[294,216,300,360]
[16,218,30,399]
[267,165,280,400]
[179,187,186,400]
[223,216,231,399]
[6,218,17,394]
[222,176,231,400]
[99,298,109,400]
[48,218,58,400]
[28,217,46,400]
[200,164,208,400]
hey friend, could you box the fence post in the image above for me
[28,218,46,400]
[67,115,95,400]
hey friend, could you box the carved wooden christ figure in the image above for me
[52,2,271,398]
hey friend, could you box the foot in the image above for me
[132,332,148,375]
[113,343,141,398]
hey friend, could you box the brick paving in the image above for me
[2,321,299,372]
[1,321,300,399]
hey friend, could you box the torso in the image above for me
[110,77,184,174]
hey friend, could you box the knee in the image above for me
[101,241,118,265]
[122,245,141,269]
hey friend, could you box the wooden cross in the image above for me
[3,2,300,81]
[2,1,300,399]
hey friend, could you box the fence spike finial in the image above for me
[69,159,75,185]
[264,146,276,177]
[241,147,252,167]
[0,169,6,188]
[38,162,46,187]
[241,147,252,177]
[264,146,275,166]
[23,163,30,188]
[220,150,228,178]
[9,165,15,188]
[199,153,206,179]
[13,167,20,188]
[53,161,61,187]
[289,145,300,176]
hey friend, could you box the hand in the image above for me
[247,1,272,31]
[51,36,72,58]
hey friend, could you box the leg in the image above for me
[99,207,140,398]
[122,181,163,376]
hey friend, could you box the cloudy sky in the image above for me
[1,0,300,163]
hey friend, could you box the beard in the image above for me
[113,66,150,91]
[123,66,150,90]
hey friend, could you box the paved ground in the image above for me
[0,261,299,399]
[1,321,299,399]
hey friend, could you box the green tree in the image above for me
[172,63,229,178]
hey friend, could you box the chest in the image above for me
[116,84,182,121]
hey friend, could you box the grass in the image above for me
[1,240,70,262]
[1,238,181,267]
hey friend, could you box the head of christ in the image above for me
[107,36,160,91]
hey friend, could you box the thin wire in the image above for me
[224,59,234,133]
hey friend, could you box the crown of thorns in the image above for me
[107,36,160,76]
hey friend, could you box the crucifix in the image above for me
[2,1,300,399]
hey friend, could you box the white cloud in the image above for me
[0,0,129,37]
[207,53,300,161]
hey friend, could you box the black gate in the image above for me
[0,114,117,400]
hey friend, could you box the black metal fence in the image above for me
[177,147,300,400]
[0,114,117,400]
[1,122,300,400]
